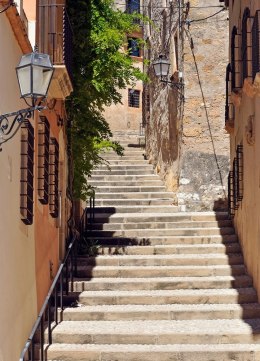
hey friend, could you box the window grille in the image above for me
[252,10,260,80]
[128,38,140,57]
[128,89,140,108]
[49,138,59,218]
[228,171,235,218]
[228,145,244,217]
[231,26,241,90]
[225,63,235,123]
[38,116,50,204]
[242,8,250,80]
[126,0,140,14]
[236,144,244,201]
[20,121,34,225]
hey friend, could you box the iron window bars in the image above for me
[231,26,242,90]
[252,10,260,80]
[228,145,244,218]
[128,38,140,57]
[38,116,50,204]
[128,89,140,108]
[242,8,251,81]
[49,137,59,218]
[225,63,235,124]
[20,121,34,225]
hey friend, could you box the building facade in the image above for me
[103,0,144,135]
[227,0,260,298]
[0,0,72,359]
[143,0,230,210]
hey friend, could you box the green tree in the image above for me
[66,0,146,200]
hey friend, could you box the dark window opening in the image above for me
[252,10,260,80]
[49,138,59,218]
[231,26,241,90]
[128,38,140,57]
[38,116,50,204]
[242,8,251,80]
[126,0,140,14]
[128,89,140,108]
[20,121,34,225]
[228,145,243,218]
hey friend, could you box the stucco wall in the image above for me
[229,0,260,299]
[0,16,37,361]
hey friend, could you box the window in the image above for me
[38,116,50,204]
[20,121,34,225]
[252,10,260,80]
[128,89,140,108]
[228,145,243,218]
[128,38,140,57]
[242,8,251,81]
[49,138,59,218]
[126,0,140,14]
[231,26,241,90]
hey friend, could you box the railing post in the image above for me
[48,302,52,345]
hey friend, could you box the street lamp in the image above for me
[152,54,184,92]
[0,50,54,149]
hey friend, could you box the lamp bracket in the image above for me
[160,78,184,90]
[0,105,45,150]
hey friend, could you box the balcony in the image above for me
[38,3,73,100]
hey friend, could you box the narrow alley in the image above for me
[46,134,260,360]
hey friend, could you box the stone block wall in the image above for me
[143,0,230,210]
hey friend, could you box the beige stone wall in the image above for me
[143,0,230,209]
[0,15,37,361]
[228,0,260,299]
[179,0,230,210]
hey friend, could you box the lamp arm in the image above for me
[0,105,45,149]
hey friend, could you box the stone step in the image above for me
[62,303,260,321]
[78,243,241,255]
[89,174,170,181]
[76,253,243,267]
[94,199,174,206]
[91,180,165,188]
[47,343,260,361]
[71,275,253,292]
[92,169,155,175]
[92,211,230,222]
[86,234,238,246]
[51,319,260,345]
[75,264,246,278]
[105,159,150,164]
[91,220,233,230]
[102,155,147,160]
[94,192,174,199]
[78,288,257,305]
[93,205,180,213]
[98,165,153,171]
[88,227,235,237]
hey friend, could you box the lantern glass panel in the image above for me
[17,66,31,97]
[32,66,53,96]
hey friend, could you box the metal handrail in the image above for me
[19,234,78,361]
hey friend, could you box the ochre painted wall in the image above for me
[0,15,37,361]
[229,0,260,299]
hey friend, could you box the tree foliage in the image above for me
[66,0,146,200]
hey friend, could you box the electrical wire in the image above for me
[187,7,226,24]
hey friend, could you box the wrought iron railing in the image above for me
[80,194,96,234]
[19,234,78,361]
[38,3,73,81]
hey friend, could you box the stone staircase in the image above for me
[47,135,260,360]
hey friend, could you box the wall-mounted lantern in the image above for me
[152,55,184,94]
[0,50,54,149]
